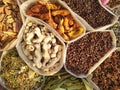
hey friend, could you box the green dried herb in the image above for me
[107,22,120,47]
[0,48,43,90]
[43,69,91,90]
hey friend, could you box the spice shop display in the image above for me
[0,48,44,90]
[0,0,22,51]
[16,17,65,76]
[65,30,116,78]
[62,0,117,30]
[92,48,120,90]
[0,0,120,90]
[21,0,86,42]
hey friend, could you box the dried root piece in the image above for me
[48,10,57,29]
[21,21,63,75]
[51,10,70,16]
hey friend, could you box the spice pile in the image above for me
[43,69,91,90]
[26,1,84,41]
[92,49,120,90]
[108,22,120,47]
[0,48,43,90]
[65,31,113,76]
[0,0,22,50]
[63,0,114,28]
[21,20,64,75]
[107,0,120,8]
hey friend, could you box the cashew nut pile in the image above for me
[26,0,84,41]
[21,21,63,74]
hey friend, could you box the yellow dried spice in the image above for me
[0,0,22,50]
[27,1,84,41]
[0,48,43,90]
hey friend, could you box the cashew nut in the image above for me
[26,44,34,51]
[32,34,45,43]
[21,42,31,57]
[33,43,42,68]
[46,51,62,68]
[25,32,34,44]
[34,27,41,37]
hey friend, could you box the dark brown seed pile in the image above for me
[65,32,113,75]
[92,50,120,90]
[63,0,114,28]
[108,0,120,8]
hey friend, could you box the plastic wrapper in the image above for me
[91,47,120,90]
[20,0,86,43]
[16,16,66,76]
[60,0,118,31]
[64,30,116,78]
[0,48,45,90]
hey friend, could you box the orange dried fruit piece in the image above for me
[4,6,11,15]
[0,14,5,22]
[38,1,58,10]
[68,27,84,39]
[30,4,48,13]
[47,10,57,29]
[64,17,69,30]
[51,10,70,16]
[61,33,69,41]
[3,31,17,36]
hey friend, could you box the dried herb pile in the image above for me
[0,49,43,90]
[0,0,22,50]
[65,31,113,75]
[43,69,91,90]
[92,50,120,90]
[63,0,114,28]
[107,0,120,8]
[108,22,120,47]
[26,1,84,41]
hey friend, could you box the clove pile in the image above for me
[92,49,120,90]
[65,31,113,76]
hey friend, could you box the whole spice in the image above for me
[21,21,63,75]
[43,69,91,90]
[63,0,114,28]
[108,22,120,47]
[0,48,43,90]
[65,31,113,76]
[26,0,84,41]
[112,6,120,16]
[92,49,120,90]
[107,0,120,8]
[0,0,22,50]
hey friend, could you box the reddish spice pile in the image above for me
[63,0,114,28]
[108,0,120,8]
[92,50,120,90]
[65,31,113,75]
[26,1,84,41]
